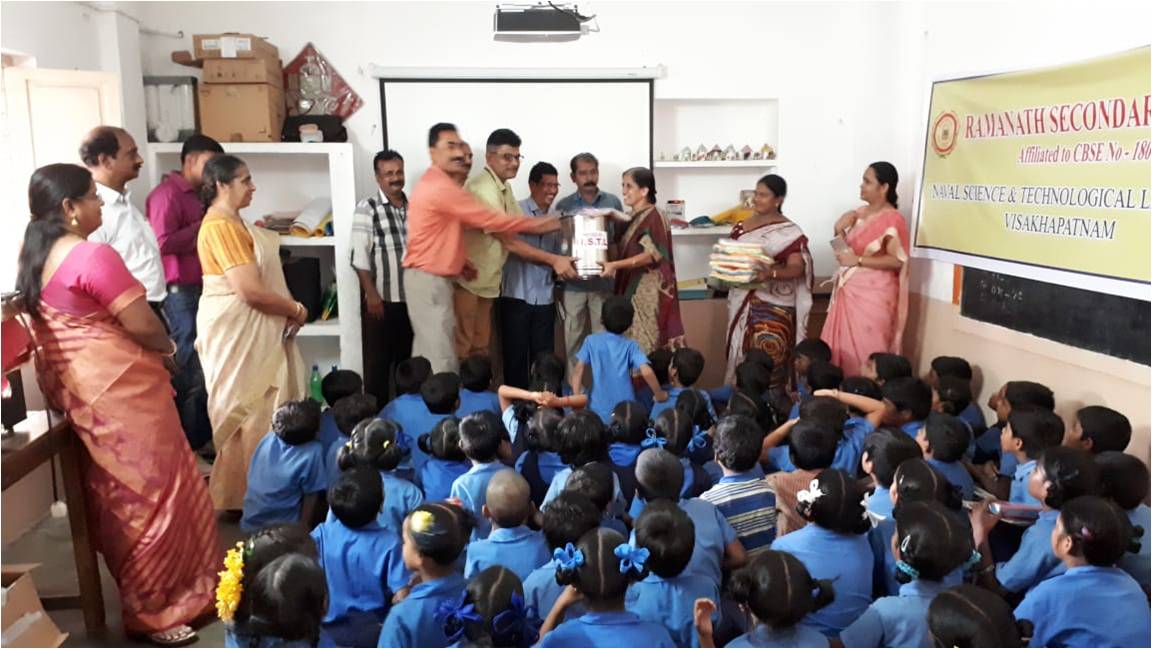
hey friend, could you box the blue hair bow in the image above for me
[434,592,483,643]
[553,542,585,573]
[641,427,667,449]
[686,426,710,453]
[491,591,540,645]
[614,543,650,575]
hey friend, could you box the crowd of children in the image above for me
[222,296,1150,648]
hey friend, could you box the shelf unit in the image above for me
[146,142,361,374]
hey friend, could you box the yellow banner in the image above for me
[914,47,1151,299]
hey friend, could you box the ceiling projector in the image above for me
[494,3,597,41]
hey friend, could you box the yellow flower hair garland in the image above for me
[215,541,245,622]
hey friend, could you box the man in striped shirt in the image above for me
[701,415,778,555]
[351,149,411,403]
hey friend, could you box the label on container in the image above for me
[578,231,608,249]
[219,36,251,58]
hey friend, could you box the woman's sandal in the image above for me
[146,625,198,647]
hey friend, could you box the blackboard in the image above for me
[960,268,1150,366]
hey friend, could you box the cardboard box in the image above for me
[199,83,285,142]
[193,33,278,60]
[203,58,284,88]
[1,565,67,647]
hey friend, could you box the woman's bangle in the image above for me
[855,256,864,267]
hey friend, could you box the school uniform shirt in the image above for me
[1119,504,1151,592]
[240,433,328,532]
[1015,565,1151,648]
[865,485,895,521]
[969,423,1003,465]
[700,470,778,557]
[771,524,873,636]
[637,383,673,412]
[631,497,737,589]
[839,579,945,647]
[376,572,467,648]
[768,418,872,475]
[310,519,409,626]
[726,624,829,648]
[515,450,566,496]
[450,461,505,539]
[524,559,587,626]
[501,405,521,444]
[926,458,975,500]
[541,466,625,512]
[900,420,925,438]
[377,471,424,531]
[420,458,471,503]
[463,525,550,581]
[539,610,676,648]
[380,393,448,475]
[957,402,986,435]
[1009,458,1042,506]
[996,509,1065,593]
[576,331,650,423]
[325,433,351,487]
[317,409,342,455]
[869,513,965,597]
[998,450,1020,480]
[608,442,643,468]
[455,389,500,418]
[626,572,720,647]
[649,386,717,421]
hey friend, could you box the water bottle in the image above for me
[309,364,323,402]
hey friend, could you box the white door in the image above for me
[0,67,121,290]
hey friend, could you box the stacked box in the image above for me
[194,33,284,142]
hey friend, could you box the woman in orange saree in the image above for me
[16,164,217,645]
[821,162,910,378]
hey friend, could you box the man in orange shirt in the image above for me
[403,123,560,373]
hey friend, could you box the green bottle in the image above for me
[309,364,323,402]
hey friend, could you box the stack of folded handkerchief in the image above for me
[708,239,772,284]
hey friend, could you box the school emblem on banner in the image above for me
[931,111,959,157]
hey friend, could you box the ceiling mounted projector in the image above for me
[494,3,598,42]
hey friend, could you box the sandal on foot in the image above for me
[147,625,197,647]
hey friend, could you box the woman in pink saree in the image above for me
[16,164,217,645]
[821,162,910,377]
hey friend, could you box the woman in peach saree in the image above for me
[821,162,910,377]
[17,164,217,645]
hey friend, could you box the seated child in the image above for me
[916,413,975,500]
[634,448,745,589]
[450,410,510,540]
[651,347,715,420]
[228,553,326,648]
[933,376,973,420]
[927,584,1028,648]
[715,353,775,416]
[335,418,422,531]
[522,492,601,624]
[926,355,985,436]
[438,566,541,648]
[379,356,432,432]
[221,525,322,648]
[571,296,666,423]
[564,461,628,534]
[464,469,550,580]
[541,410,620,508]
[311,466,409,647]
[638,348,673,411]
[417,417,469,503]
[840,500,977,648]
[773,392,882,474]
[770,468,873,637]
[727,384,774,436]
[701,414,778,557]
[880,377,933,437]
[607,400,650,470]
[972,379,1055,469]
[627,501,721,647]
[976,406,1064,504]
[1015,495,1151,647]
[405,372,463,476]
[648,408,715,502]
[241,399,327,532]
[319,369,364,452]
[457,354,500,417]
[970,446,1100,597]
[1066,405,1132,454]
[325,393,379,486]
[377,503,474,647]
[702,550,833,648]
[766,420,840,536]
[1095,451,1151,594]
[537,528,676,648]
[787,360,844,420]
[862,352,912,385]
[674,388,719,469]
[793,338,832,402]
[514,407,568,506]
[860,428,923,522]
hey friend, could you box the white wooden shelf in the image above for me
[279,235,336,247]
[148,142,348,155]
[671,225,732,237]
[298,319,341,337]
[654,159,780,169]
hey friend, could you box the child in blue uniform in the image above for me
[651,347,716,420]
[450,410,509,540]
[696,550,832,648]
[241,400,328,532]
[325,393,379,486]
[916,413,975,500]
[880,377,933,438]
[571,296,667,423]
[513,407,567,506]
[417,417,469,503]
[926,356,986,436]
[780,391,884,474]
[541,411,617,507]
[927,584,1028,648]
[437,566,541,648]
[227,553,327,648]
[791,338,831,402]
[674,389,719,469]
[335,418,422,531]
[626,501,720,647]
[840,500,977,648]
[319,369,364,453]
[222,525,323,648]
[456,354,500,417]
[932,376,972,420]
[862,352,912,385]
[1066,405,1133,454]
[312,467,409,647]
[1015,495,1151,647]
[711,352,774,419]
[537,528,676,648]
[860,428,922,523]
[606,400,648,501]
[785,361,843,421]
[563,462,629,535]
[649,408,714,500]
[638,348,673,411]
[770,468,873,636]
[522,492,601,624]
[977,406,1064,505]
[1096,451,1151,593]
[377,503,474,648]
[970,446,1100,597]
[974,381,1055,487]
[701,414,778,557]
[379,355,433,452]
[464,469,550,580]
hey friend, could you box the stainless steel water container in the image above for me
[562,210,610,278]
